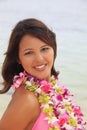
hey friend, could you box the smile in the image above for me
[34,64,47,71]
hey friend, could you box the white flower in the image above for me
[41,104,49,109]
[63,124,74,130]
[25,81,32,86]
[35,88,41,93]
[45,116,58,124]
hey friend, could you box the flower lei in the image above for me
[12,71,86,130]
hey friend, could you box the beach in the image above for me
[0,94,11,117]
[0,0,87,125]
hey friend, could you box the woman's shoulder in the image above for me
[12,84,40,118]
[12,84,39,105]
[0,85,40,130]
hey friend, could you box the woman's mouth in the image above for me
[34,64,47,71]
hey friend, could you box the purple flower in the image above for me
[56,94,63,101]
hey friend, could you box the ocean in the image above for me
[0,0,87,119]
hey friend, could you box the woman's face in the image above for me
[19,35,54,81]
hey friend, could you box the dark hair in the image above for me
[0,18,59,94]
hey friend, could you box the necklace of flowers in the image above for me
[12,71,86,130]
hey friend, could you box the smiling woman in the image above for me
[0,18,86,130]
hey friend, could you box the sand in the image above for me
[0,94,11,117]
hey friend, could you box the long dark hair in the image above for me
[0,18,59,94]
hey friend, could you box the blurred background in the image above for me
[0,0,87,120]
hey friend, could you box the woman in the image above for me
[0,18,86,130]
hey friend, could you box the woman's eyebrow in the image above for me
[23,48,33,52]
[40,45,49,48]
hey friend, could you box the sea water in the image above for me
[0,0,87,119]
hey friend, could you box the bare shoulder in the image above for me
[12,85,40,110]
[0,85,40,130]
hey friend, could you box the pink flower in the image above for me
[41,80,51,93]
[73,106,83,116]
[13,72,24,88]
[56,95,63,101]
[58,114,69,126]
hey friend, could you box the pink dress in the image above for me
[32,109,58,130]
[32,110,49,130]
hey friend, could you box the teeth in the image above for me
[35,64,45,69]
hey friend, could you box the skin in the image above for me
[0,35,54,130]
[0,86,40,130]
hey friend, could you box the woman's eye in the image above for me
[41,47,49,51]
[24,51,33,55]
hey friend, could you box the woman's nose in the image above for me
[35,53,44,62]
